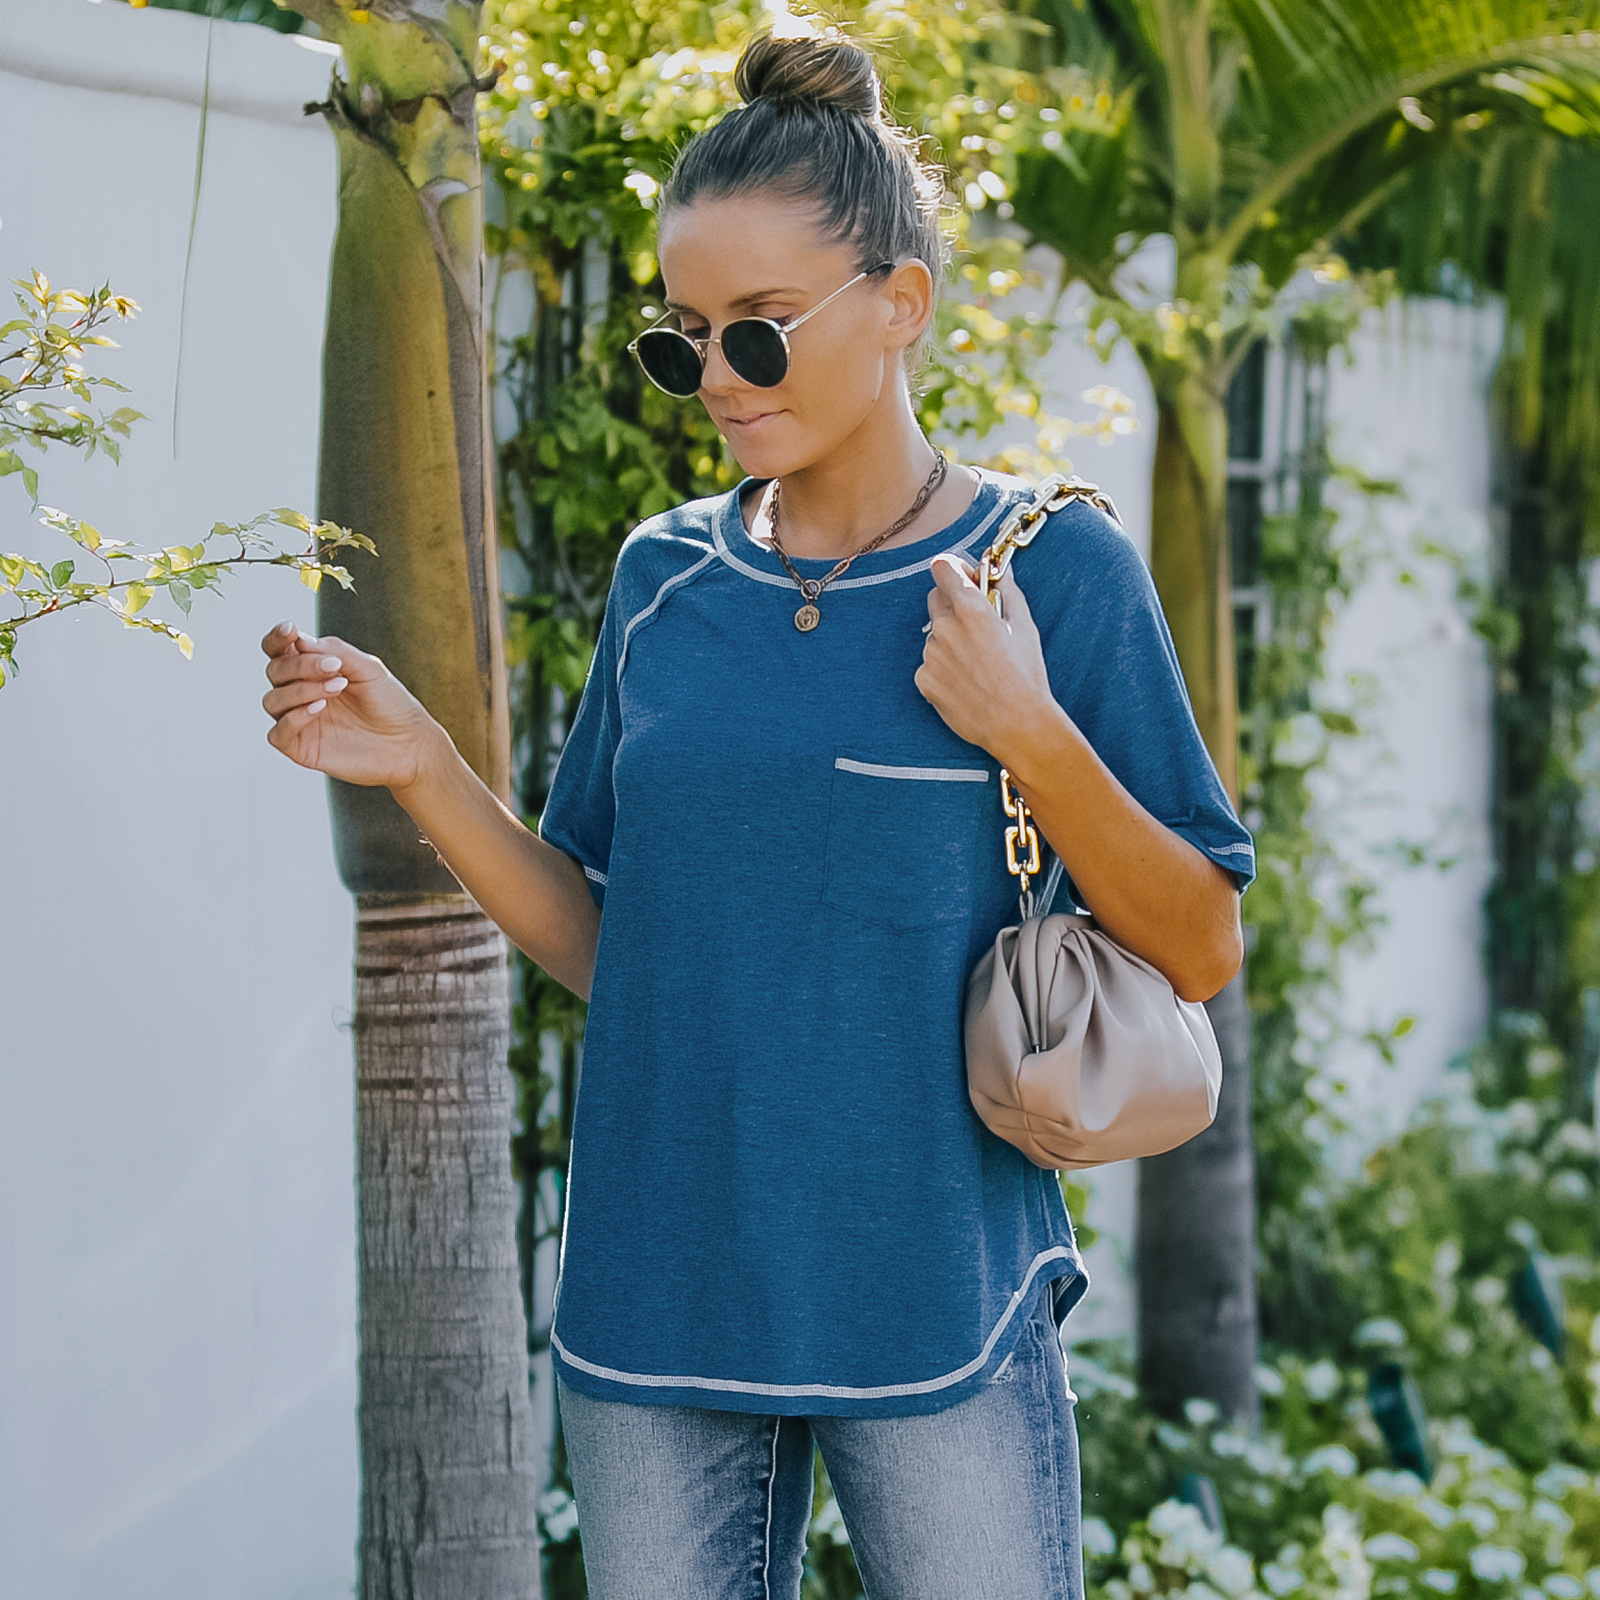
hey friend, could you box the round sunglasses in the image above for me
[627,260,895,397]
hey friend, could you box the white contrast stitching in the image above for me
[761,1417,780,1600]
[582,864,608,885]
[712,484,1008,590]
[549,1244,1081,1400]
[616,549,718,682]
[835,757,990,783]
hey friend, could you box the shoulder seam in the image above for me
[616,548,719,683]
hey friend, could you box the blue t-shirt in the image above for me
[538,466,1255,1418]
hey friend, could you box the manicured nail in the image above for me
[275,620,293,635]
[323,677,348,693]
[319,655,342,672]
[307,699,326,715]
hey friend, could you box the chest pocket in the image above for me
[821,752,994,929]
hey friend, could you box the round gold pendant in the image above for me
[794,603,820,632]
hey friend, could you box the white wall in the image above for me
[0,4,357,1596]
[1314,298,1501,1157]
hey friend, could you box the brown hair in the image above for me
[658,20,950,379]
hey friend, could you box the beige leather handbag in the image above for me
[961,476,1223,1171]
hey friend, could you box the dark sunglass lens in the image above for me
[721,320,790,388]
[636,329,703,396]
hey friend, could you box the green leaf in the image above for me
[49,559,74,587]
[168,580,192,614]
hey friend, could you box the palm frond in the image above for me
[1221,0,1600,255]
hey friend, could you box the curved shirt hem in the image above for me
[548,1247,1088,1419]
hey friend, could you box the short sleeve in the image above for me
[538,588,622,908]
[1027,503,1256,896]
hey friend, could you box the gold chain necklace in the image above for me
[765,452,949,632]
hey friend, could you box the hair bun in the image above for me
[734,29,882,119]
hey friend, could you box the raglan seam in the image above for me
[614,544,719,685]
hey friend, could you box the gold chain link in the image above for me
[983,475,1121,907]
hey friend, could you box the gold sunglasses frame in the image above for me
[627,259,896,396]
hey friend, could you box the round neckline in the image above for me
[719,467,1014,581]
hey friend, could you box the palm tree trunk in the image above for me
[1137,971,1260,1423]
[1149,380,1239,798]
[356,899,541,1598]
[286,2,538,1589]
[1137,378,1260,1423]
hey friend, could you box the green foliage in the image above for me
[1077,1361,1600,1600]
[0,272,142,503]
[0,272,368,686]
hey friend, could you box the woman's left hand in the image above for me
[915,554,1056,755]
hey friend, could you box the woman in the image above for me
[261,24,1253,1600]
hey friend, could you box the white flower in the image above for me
[1213,1431,1250,1458]
[1477,1482,1525,1513]
[1321,1504,1374,1600]
[1418,1496,1455,1528]
[1546,1578,1584,1600]
[1186,1398,1221,1426]
[1365,1535,1419,1562]
[1457,1503,1499,1536]
[1366,1470,1427,1498]
[1469,1547,1526,1584]
[1083,1517,1118,1557]
[1421,1572,1459,1593]
[537,1488,580,1544]
[1129,1561,1156,1592]
[1151,1498,1220,1561]
[1204,1544,1257,1596]
[1535,1464,1588,1498]
[1587,1572,1600,1599]
[1246,1436,1295,1477]
[1356,1320,1409,1350]
[1256,1365,1288,1397]
[1302,1445,1359,1478]
[1262,1564,1305,1596]
[811,1495,848,1544]
[1533,1499,1573,1533]
[1304,1360,1341,1402]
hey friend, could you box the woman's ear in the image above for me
[882,258,935,353]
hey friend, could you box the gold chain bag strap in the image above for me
[962,475,1224,1170]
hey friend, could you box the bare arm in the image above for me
[914,559,1243,1003]
[388,735,601,997]
[260,621,601,998]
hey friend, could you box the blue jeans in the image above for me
[556,1296,1084,1600]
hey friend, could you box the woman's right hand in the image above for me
[261,620,441,792]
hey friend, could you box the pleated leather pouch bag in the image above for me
[961,476,1223,1171]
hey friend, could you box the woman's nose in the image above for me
[697,335,741,396]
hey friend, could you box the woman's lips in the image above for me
[723,409,782,432]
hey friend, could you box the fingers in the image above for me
[998,567,1035,628]
[266,700,326,759]
[261,619,304,659]
[929,552,981,601]
[263,632,382,687]
[263,672,346,719]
